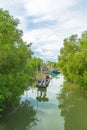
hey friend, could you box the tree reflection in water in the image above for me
[36,87,49,102]
[0,100,38,130]
[57,81,87,130]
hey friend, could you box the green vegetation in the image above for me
[58,31,87,94]
[0,8,43,112]
[47,61,58,71]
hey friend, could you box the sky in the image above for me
[0,0,87,62]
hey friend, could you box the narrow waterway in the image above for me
[20,75,64,130]
[0,75,87,130]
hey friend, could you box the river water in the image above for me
[0,75,87,130]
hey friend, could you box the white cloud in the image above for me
[0,0,87,61]
[25,0,80,17]
[32,15,54,23]
[23,27,63,51]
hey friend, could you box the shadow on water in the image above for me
[57,81,87,130]
[36,87,49,102]
[0,100,38,130]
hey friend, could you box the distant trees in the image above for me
[47,61,58,71]
[58,31,87,93]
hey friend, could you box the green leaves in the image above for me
[58,31,87,93]
[0,8,37,111]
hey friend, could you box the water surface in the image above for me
[0,75,87,130]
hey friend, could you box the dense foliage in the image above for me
[58,31,87,93]
[47,61,58,70]
[0,8,43,112]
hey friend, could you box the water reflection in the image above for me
[0,100,38,130]
[57,81,87,130]
[36,87,49,102]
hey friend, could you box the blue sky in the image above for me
[0,0,87,61]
